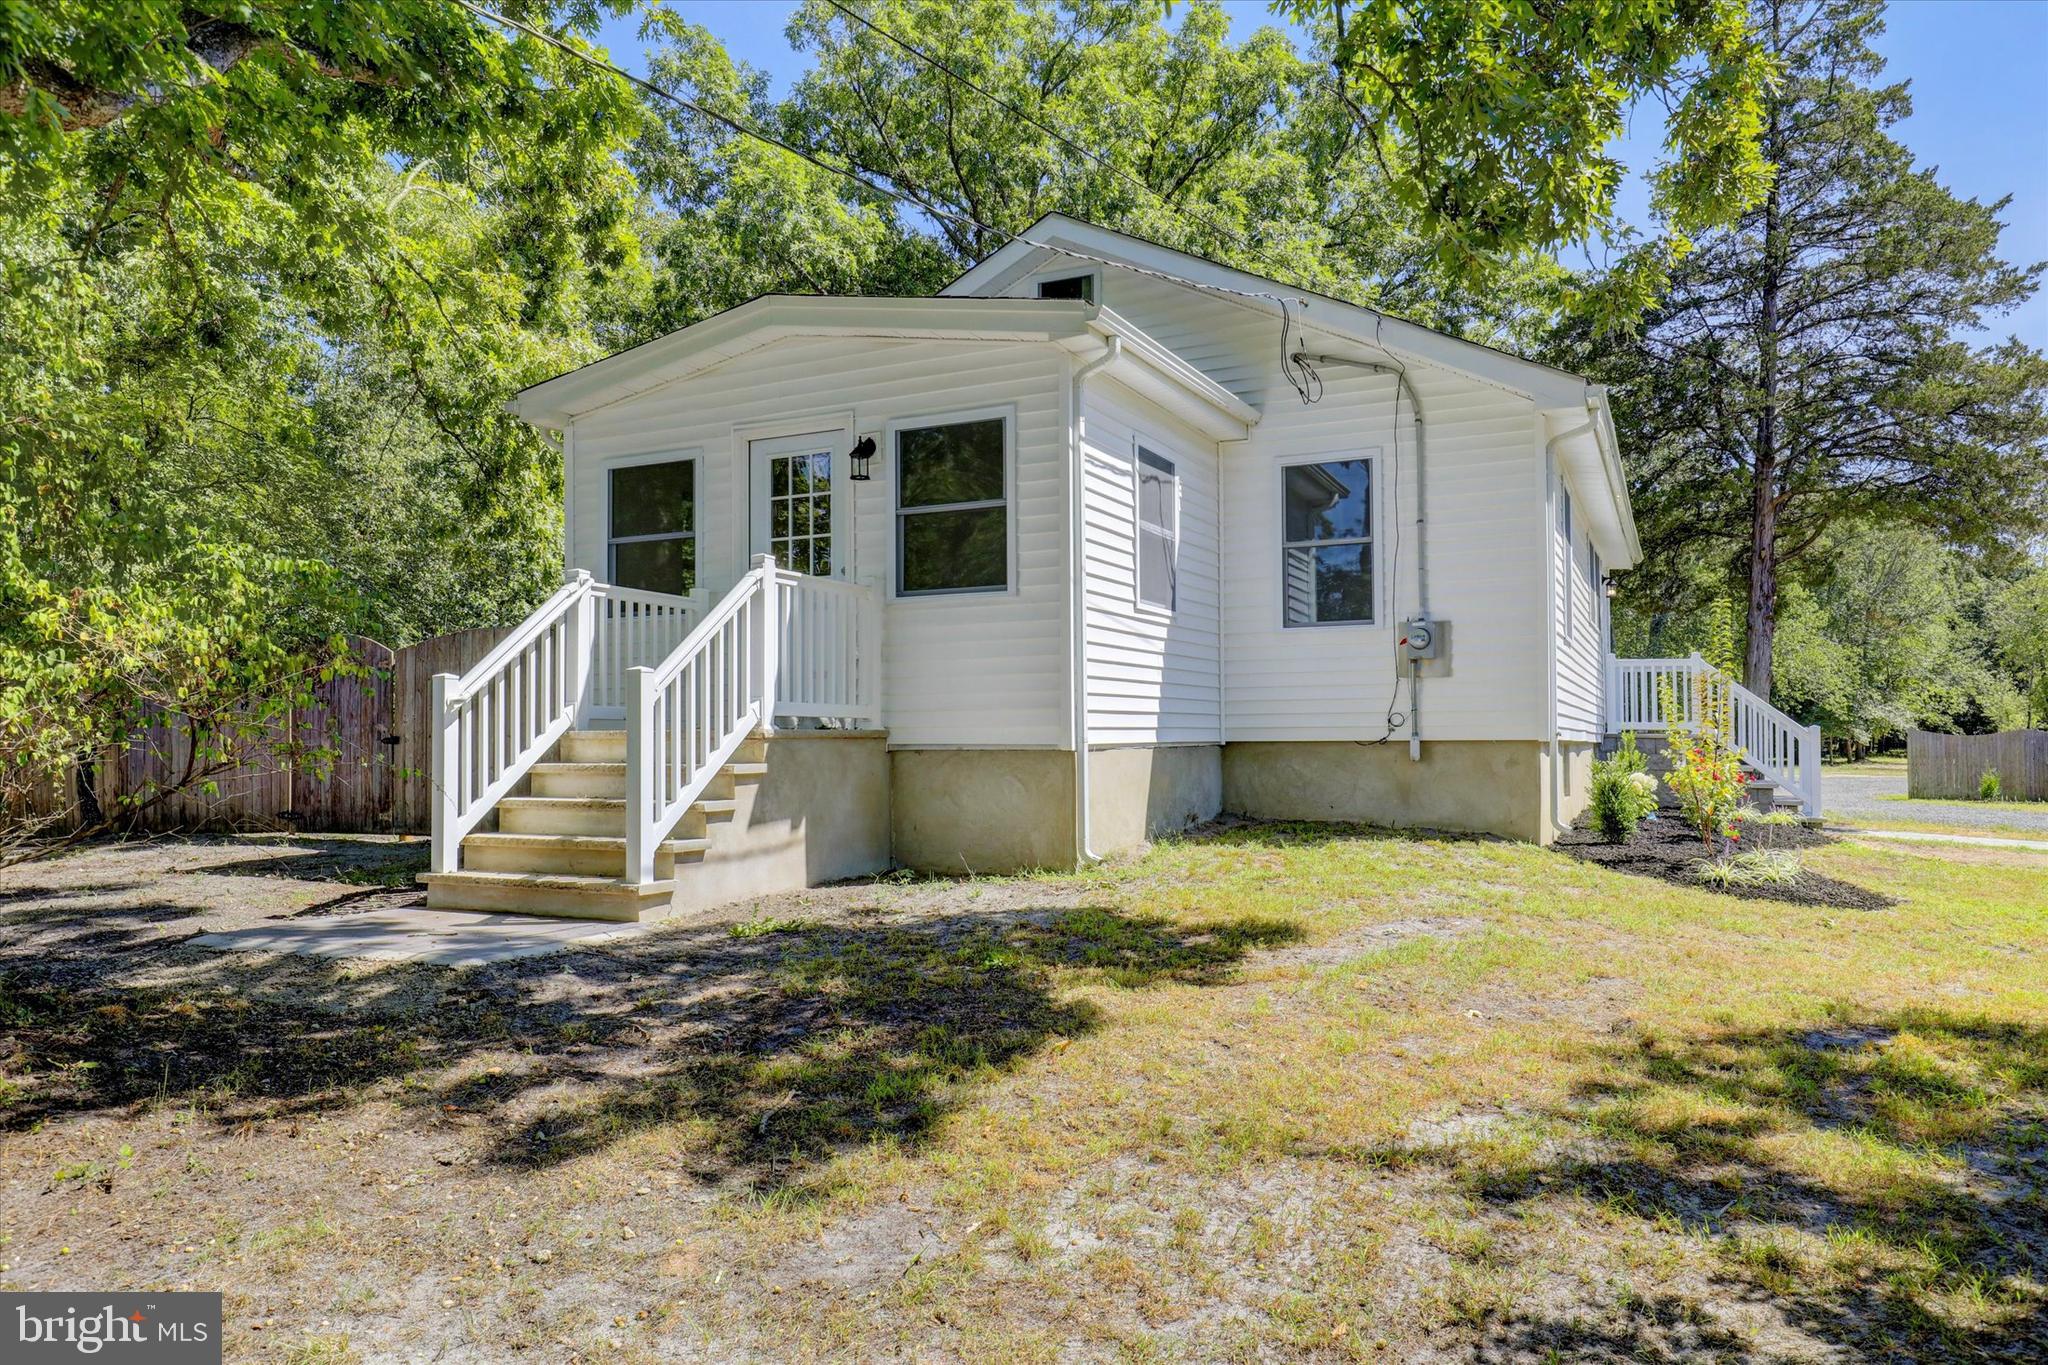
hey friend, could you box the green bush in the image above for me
[1590,732,1660,842]
[1978,768,2003,801]
[1693,850,1803,887]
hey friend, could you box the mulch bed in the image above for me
[1556,812,1896,910]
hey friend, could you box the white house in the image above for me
[419,216,1821,921]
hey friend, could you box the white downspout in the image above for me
[1544,407,1599,836]
[1069,335,1121,864]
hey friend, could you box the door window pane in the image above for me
[767,449,832,577]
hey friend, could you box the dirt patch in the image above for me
[1261,915,1483,968]
[1555,814,1895,910]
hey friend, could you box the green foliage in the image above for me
[1692,849,1802,887]
[1558,0,2048,698]
[1590,733,1659,842]
[1977,769,2002,803]
[1284,0,1774,325]
[1658,675,1750,853]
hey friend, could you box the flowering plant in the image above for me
[1657,674,1750,854]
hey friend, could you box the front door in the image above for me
[749,429,846,578]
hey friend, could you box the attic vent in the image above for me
[1036,274,1094,303]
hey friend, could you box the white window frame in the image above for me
[1589,546,1604,647]
[1558,476,1576,643]
[887,404,1017,600]
[604,448,701,598]
[1133,438,1179,616]
[1033,267,1101,305]
[1278,451,1381,629]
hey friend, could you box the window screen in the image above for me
[608,458,695,596]
[896,417,1008,595]
[1136,447,1177,612]
[1282,459,1373,626]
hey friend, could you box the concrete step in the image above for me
[461,831,709,878]
[530,761,626,799]
[558,729,768,765]
[419,870,676,922]
[499,796,626,836]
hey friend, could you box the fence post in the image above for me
[430,673,460,873]
[624,665,655,884]
[752,554,780,736]
[861,573,885,729]
[567,570,595,727]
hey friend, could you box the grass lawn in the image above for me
[0,826,2042,1361]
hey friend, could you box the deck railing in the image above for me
[774,569,883,727]
[1607,653,1822,817]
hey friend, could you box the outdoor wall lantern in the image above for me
[848,435,876,481]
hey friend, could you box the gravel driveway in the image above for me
[1826,767,2048,834]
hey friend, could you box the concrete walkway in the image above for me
[191,908,653,966]
[1835,827,2048,853]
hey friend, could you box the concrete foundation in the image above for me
[1087,745,1224,856]
[890,748,1077,873]
[670,729,891,914]
[1223,740,1587,844]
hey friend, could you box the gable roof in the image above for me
[507,293,1257,440]
[943,214,1639,567]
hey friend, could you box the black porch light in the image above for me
[848,434,877,481]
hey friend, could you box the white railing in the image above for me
[774,569,883,726]
[431,573,592,873]
[431,571,695,873]
[588,583,697,714]
[1607,653,1822,817]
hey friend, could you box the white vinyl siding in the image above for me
[1007,261,1556,742]
[1079,385,1222,745]
[567,336,1071,748]
[1554,467,1604,741]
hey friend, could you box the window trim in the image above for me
[1559,476,1576,643]
[603,448,701,599]
[1033,268,1100,304]
[1278,451,1381,629]
[887,404,1017,600]
[1133,438,1179,616]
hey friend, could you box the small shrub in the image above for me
[1692,851,1802,887]
[1977,768,2002,802]
[1590,733,1659,842]
[1658,675,1750,853]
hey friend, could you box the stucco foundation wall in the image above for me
[669,731,890,916]
[1223,741,1557,844]
[1088,745,1223,855]
[1543,742,1596,836]
[891,749,1076,873]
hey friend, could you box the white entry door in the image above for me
[749,428,847,578]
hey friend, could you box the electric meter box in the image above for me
[1400,617,1442,662]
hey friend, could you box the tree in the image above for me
[1286,0,1775,320]
[1559,0,2048,699]
[1991,568,2048,728]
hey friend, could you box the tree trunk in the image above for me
[1745,2,1787,698]
[72,749,104,829]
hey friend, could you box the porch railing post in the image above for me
[566,569,595,727]
[1802,722,1823,818]
[752,554,780,735]
[430,673,460,874]
[624,664,655,884]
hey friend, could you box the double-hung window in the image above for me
[607,456,696,596]
[895,415,1009,595]
[1135,446,1178,612]
[1282,457,1374,626]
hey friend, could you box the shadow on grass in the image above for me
[1399,1009,2048,1361]
[0,901,1299,1193]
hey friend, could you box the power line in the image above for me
[449,0,1312,315]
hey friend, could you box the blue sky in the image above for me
[592,1,2048,346]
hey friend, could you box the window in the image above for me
[1036,273,1094,303]
[1589,547,1604,640]
[1282,458,1374,626]
[895,415,1009,595]
[608,457,695,595]
[1135,446,1177,612]
[768,450,833,576]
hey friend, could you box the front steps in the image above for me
[420,730,766,922]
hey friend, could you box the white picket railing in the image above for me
[774,569,883,726]
[588,583,698,714]
[1607,653,1822,817]
[430,571,695,874]
[430,573,590,873]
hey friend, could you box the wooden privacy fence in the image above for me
[11,625,510,836]
[1907,730,2048,801]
